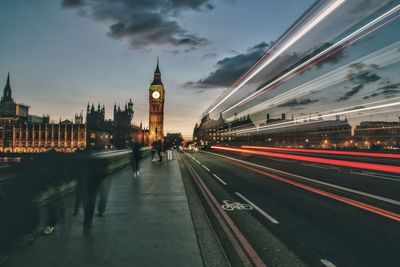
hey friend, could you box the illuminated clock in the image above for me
[152,91,160,99]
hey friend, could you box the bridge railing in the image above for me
[0,147,150,259]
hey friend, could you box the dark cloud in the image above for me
[338,84,364,101]
[202,53,218,59]
[61,0,212,50]
[185,42,270,88]
[62,0,84,7]
[278,98,319,108]
[338,63,381,101]
[363,82,400,99]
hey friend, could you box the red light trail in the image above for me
[233,160,400,223]
[241,145,400,159]
[211,146,400,174]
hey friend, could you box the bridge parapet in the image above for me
[0,148,150,258]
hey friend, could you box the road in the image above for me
[179,148,400,267]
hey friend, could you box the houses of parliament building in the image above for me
[0,73,86,153]
[0,70,153,153]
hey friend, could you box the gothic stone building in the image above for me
[0,73,86,153]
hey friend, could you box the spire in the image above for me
[151,57,163,85]
[1,72,13,103]
[155,56,160,73]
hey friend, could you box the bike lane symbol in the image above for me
[221,200,253,211]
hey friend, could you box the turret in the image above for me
[128,98,133,111]
[1,72,13,103]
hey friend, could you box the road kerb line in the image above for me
[235,192,279,224]
[181,155,266,267]
[213,174,228,185]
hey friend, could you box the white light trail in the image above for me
[231,101,400,135]
[207,0,346,115]
[227,41,400,120]
[222,4,400,116]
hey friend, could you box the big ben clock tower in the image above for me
[149,58,165,144]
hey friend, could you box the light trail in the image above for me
[230,102,400,135]
[222,5,400,116]
[211,146,400,174]
[227,42,400,120]
[207,0,345,114]
[241,145,400,159]
[204,0,325,116]
[236,161,400,223]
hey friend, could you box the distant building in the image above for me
[0,73,30,121]
[164,133,184,147]
[85,100,149,149]
[194,113,352,149]
[354,120,400,149]
[113,100,134,149]
[0,73,86,153]
[86,102,111,149]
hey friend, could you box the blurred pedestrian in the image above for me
[157,140,163,162]
[131,140,141,177]
[151,141,157,161]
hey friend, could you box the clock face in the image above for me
[152,91,160,99]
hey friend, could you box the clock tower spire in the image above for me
[149,58,165,144]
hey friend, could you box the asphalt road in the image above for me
[180,149,400,267]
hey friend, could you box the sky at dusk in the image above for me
[0,0,314,137]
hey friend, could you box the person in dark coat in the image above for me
[132,140,141,176]
[157,140,163,162]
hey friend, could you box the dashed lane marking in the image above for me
[212,174,228,185]
[202,165,211,171]
[320,259,336,267]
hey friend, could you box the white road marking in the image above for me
[201,150,400,206]
[235,192,279,224]
[212,174,228,185]
[320,259,336,267]
[350,171,400,183]
[302,163,339,170]
[221,200,253,211]
[195,160,201,165]
[364,171,400,179]
[202,165,211,171]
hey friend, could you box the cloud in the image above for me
[338,84,364,101]
[363,82,400,99]
[278,98,319,108]
[338,63,381,101]
[202,53,218,59]
[62,0,83,7]
[185,42,270,88]
[61,0,212,50]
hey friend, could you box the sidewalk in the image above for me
[4,152,204,267]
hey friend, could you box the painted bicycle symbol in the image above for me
[221,200,253,211]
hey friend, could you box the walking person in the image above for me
[131,140,141,177]
[164,140,173,161]
[157,139,163,162]
[151,141,157,161]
